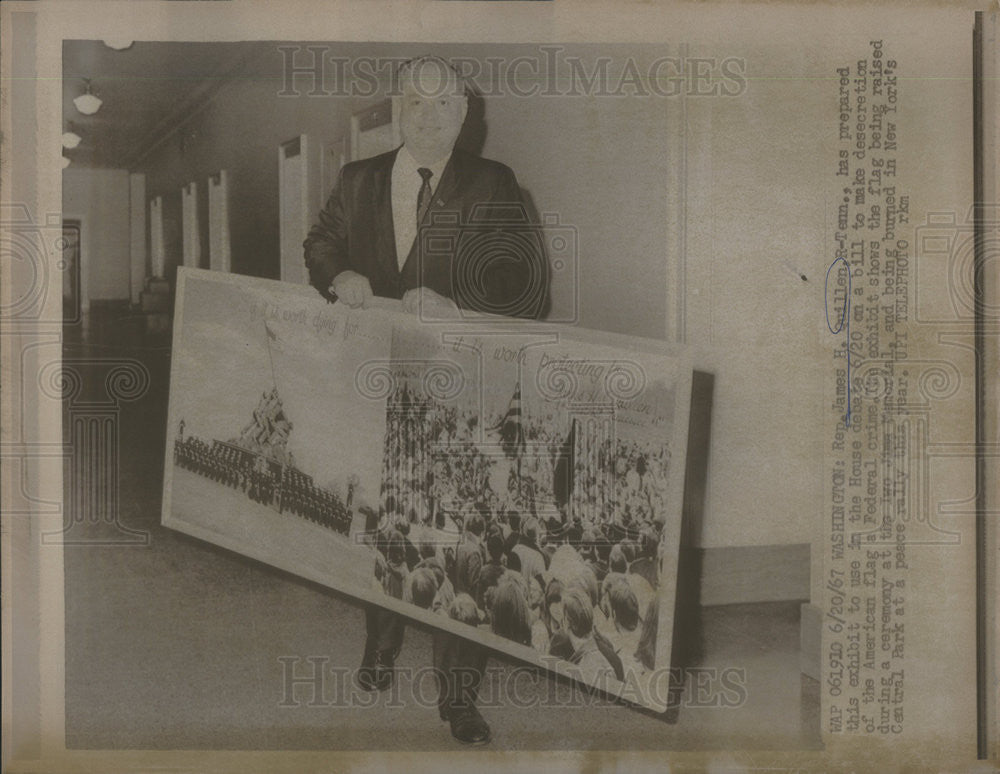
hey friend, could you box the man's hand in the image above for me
[330,270,373,308]
[401,287,460,318]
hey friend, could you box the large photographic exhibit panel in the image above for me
[163,268,693,711]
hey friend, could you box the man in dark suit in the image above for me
[304,61,546,321]
[303,55,547,745]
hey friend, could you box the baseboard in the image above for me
[695,543,816,680]
[697,542,810,606]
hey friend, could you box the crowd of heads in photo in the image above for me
[368,379,670,682]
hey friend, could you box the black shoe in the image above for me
[356,649,394,692]
[356,647,376,691]
[448,704,491,745]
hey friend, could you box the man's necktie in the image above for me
[416,167,434,227]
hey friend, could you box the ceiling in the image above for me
[62,40,270,169]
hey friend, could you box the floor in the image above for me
[62,306,821,751]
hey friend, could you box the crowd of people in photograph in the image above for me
[378,380,671,543]
[572,434,671,533]
[173,433,353,536]
[368,501,663,685]
[370,378,671,685]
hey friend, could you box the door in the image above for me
[62,219,81,322]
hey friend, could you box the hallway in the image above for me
[62,306,821,752]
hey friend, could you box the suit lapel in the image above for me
[373,148,400,281]
[428,150,464,214]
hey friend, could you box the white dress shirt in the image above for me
[391,145,450,271]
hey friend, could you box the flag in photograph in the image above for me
[264,320,284,351]
[552,418,576,510]
[494,384,527,459]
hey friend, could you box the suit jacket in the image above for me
[303,147,548,318]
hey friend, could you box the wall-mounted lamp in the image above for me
[62,156,71,169]
[73,79,102,116]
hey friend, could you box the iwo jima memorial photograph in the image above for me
[163,268,694,710]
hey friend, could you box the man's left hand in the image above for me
[401,287,460,318]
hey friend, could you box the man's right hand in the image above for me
[330,270,373,308]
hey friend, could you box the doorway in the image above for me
[62,218,81,322]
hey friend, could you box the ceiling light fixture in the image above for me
[73,79,102,115]
[103,39,134,51]
[62,122,82,149]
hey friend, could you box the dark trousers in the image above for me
[364,605,487,713]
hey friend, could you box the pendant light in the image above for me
[62,121,81,149]
[73,79,102,115]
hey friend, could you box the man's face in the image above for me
[398,62,467,161]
